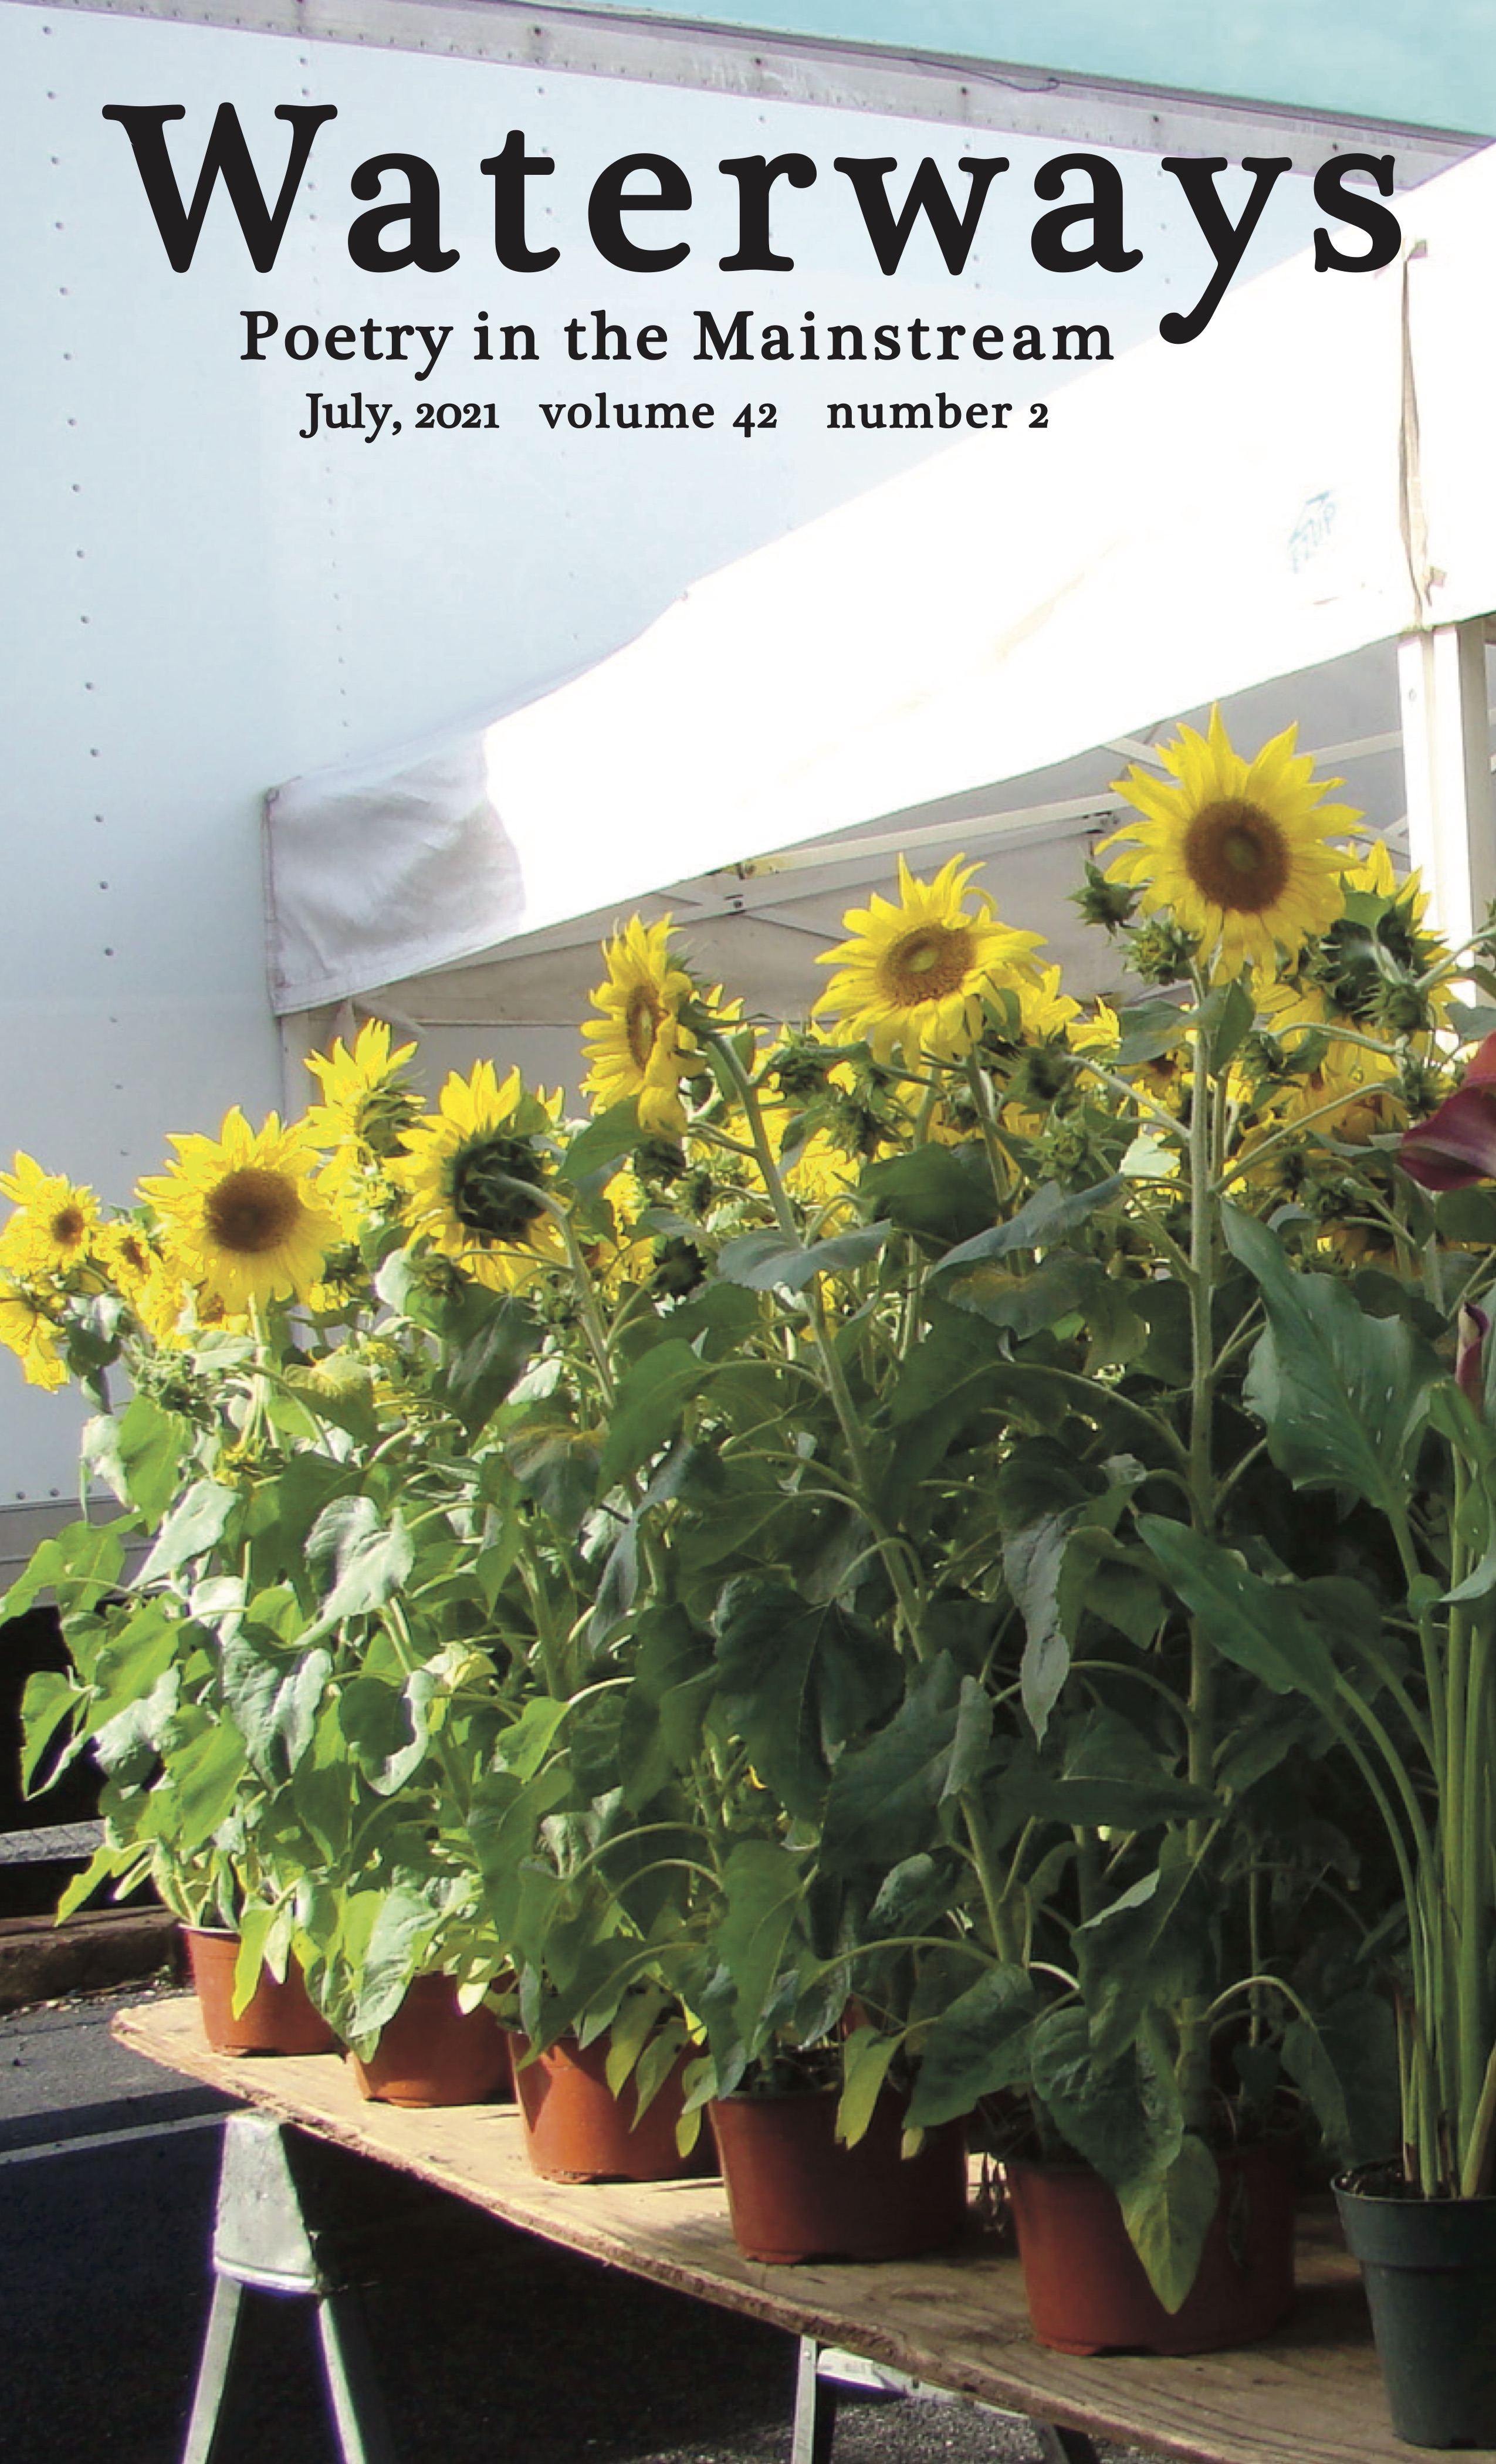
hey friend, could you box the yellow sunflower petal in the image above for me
[138,1109,341,1314]
[1099,710,1363,976]
[398,1063,566,1292]
[814,854,1044,1069]
[581,916,698,1137]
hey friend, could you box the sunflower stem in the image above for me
[703,1028,928,1656]
[962,1053,1012,1203]
[1177,968,1223,2134]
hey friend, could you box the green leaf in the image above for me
[465,1764,576,1941]
[928,1178,1126,1278]
[1018,1705,1209,1833]
[233,1904,275,2018]
[1445,1002,1496,1046]
[1223,1204,1441,1519]
[338,1669,436,1795]
[1137,1517,1339,1712]
[505,1408,602,1526]
[306,1497,415,1621]
[712,1840,805,2052]
[92,1602,182,1721]
[1030,2006,1175,2191]
[905,1967,1036,2128]
[1004,1507,1095,1744]
[605,1985,669,2098]
[2,1519,130,1624]
[495,1695,570,1781]
[164,1721,248,1851]
[713,1579,902,1823]
[1196,974,1256,1073]
[137,1481,236,1586]
[437,1297,534,1438]
[837,2025,899,2147]
[19,1671,77,1795]
[220,1630,332,1780]
[1304,1990,1399,2164]
[1118,2133,1220,2314]
[882,1324,1070,1502]
[347,1884,444,2043]
[1115,997,1190,1067]
[865,1853,955,1939]
[557,1099,644,1184]
[598,1341,706,1491]
[820,1656,984,1875]
[715,1222,889,1292]
[937,1253,1095,1337]
[281,1356,380,1446]
[1082,1274,1148,1373]
[1434,1186,1496,1246]
[83,1396,187,1526]
[859,1143,996,1247]
[1074,1853,1206,2070]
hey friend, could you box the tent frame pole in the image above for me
[1397,620,1495,953]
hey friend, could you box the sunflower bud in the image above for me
[1129,917,1198,986]
[1071,861,1138,932]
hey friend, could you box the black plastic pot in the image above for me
[1335,2167,1496,2447]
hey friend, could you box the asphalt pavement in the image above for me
[0,1987,1157,2464]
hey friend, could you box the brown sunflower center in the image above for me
[204,1167,304,1256]
[49,1204,86,1247]
[626,986,664,1071]
[879,923,975,1006]
[1182,800,1291,916]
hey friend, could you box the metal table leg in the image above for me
[181,2113,396,2464]
[1034,2426,1102,2464]
[790,2337,1102,2464]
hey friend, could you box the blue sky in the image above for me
[582,2,1496,137]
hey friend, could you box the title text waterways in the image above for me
[110,105,1406,348]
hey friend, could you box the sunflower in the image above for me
[1018,966,1084,1045]
[89,1217,191,1345]
[0,1154,100,1278]
[1099,710,1362,976]
[138,1109,342,1315]
[814,855,1045,1070]
[304,1020,422,1200]
[397,1062,566,1292]
[582,917,700,1138]
[0,1275,67,1390]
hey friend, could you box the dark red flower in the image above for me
[1399,1035,1496,1190]
[1457,1303,1490,1407]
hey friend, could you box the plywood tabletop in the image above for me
[115,1994,1482,2464]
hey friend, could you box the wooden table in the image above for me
[116,1996,1469,2464]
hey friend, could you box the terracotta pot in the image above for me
[182,1927,337,2058]
[514,2032,709,2182]
[1006,2138,1299,2355]
[710,2085,969,2264]
[349,1975,512,2108]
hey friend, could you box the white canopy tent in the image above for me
[265,142,1496,1093]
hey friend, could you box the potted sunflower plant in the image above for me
[959,713,1463,2354]
[1002,707,1496,2394]
[1,1105,354,2052]
[1142,1016,1496,2445]
[1,1033,560,2079]
[619,714,1453,2337]
[529,800,1422,2299]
